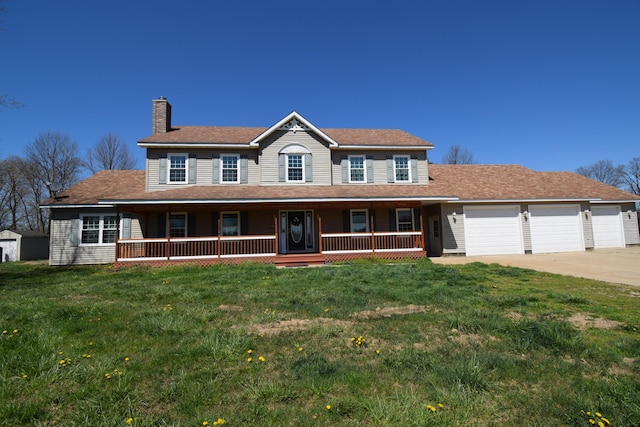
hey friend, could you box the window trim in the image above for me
[350,209,370,233]
[396,208,414,231]
[79,214,121,246]
[286,153,305,183]
[220,153,240,184]
[221,211,241,236]
[168,153,188,184]
[348,155,367,183]
[393,155,411,183]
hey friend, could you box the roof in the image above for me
[428,164,640,202]
[42,165,640,207]
[138,126,434,148]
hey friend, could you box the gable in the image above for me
[249,111,339,148]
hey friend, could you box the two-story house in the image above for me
[43,97,640,266]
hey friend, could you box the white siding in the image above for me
[331,150,429,185]
[146,149,259,192]
[49,210,143,266]
[260,130,331,185]
[441,204,465,254]
[620,203,640,245]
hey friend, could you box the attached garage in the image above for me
[591,205,625,248]
[529,204,584,254]
[463,205,524,256]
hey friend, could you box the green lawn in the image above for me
[1,259,638,426]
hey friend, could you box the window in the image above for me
[394,156,410,182]
[396,209,414,231]
[80,214,119,245]
[169,213,187,237]
[169,154,187,183]
[287,154,304,182]
[349,156,366,183]
[221,212,240,236]
[221,154,239,183]
[351,209,369,233]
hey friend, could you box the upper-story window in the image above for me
[279,144,312,183]
[394,156,410,182]
[349,156,366,183]
[169,154,187,183]
[221,154,239,183]
[287,154,304,182]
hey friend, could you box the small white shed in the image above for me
[0,230,49,262]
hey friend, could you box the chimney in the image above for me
[152,96,172,134]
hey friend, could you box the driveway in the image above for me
[430,247,640,287]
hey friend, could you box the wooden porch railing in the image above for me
[117,235,277,262]
[320,231,422,254]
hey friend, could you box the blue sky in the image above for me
[1,0,638,176]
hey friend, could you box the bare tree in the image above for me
[622,157,640,196]
[0,156,32,230]
[85,133,137,174]
[23,131,83,232]
[441,145,476,164]
[575,160,625,187]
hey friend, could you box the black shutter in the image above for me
[157,213,166,238]
[389,209,396,232]
[343,210,350,232]
[188,212,196,236]
[211,211,219,235]
[241,212,249,235]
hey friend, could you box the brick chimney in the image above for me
[152,96,172,134]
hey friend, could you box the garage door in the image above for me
[464,205,524,256]
[529,204,584,254]
[592,205,625,248]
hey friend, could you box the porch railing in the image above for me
[116,230,423,262]
[320,231,423,254]
[117,235,277,262]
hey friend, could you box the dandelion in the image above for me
[247,357,252,363]
[82,353,92,359]
[124,357,130,362]
[21,374,28,379]
[126,418,133,424]
[298,346,304,352]
[426,404,436,412]
[202,422,210,426]
[247,349,253,354]
[375,349,380,354]
[213,419,226,425]
[438,403,444,409]
[326,405,331,410]
[324,308,329,312]
[104,373,112,379]
[258,356,265,362]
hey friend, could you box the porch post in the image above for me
[318,215,323,253]
[370,214,375,253]
[115,208,120,261]
[217,218,221,258]
[273,215,278,256]
[166,211,171,260]
[420,212,426,253]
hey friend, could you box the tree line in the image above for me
[576,158,640,196]
[0,132,136,233]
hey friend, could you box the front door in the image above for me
[428,216,442,257]
[279,210,314,254]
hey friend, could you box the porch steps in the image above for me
[275,253,326,267]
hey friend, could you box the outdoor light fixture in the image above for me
[523,210,528,220]
[452,211,457,223]
[585,211,589,220]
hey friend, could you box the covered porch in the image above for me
[114,202,432,266]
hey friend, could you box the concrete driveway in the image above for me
[431,247,640,287]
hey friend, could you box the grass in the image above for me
[0,259,638,426]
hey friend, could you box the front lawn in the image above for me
[1,260,638,426]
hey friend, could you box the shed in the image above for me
[0,230,50,262]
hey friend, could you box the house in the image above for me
[0,230,50,262]
[41,98,640,266]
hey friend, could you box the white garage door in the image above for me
[529,204,584,254]
[592,205,625,248]
[464,205,524,256]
